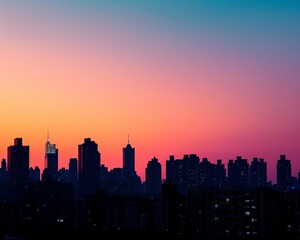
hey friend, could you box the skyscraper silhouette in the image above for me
[166,154,200,195]
[123,136,135,175]
[249,157,267,189]
[44,133,58,180]
[276,154,291,191]
[69,158,78,184]
[227,156,249,188]
[215,159,226,188]
[7,138,29,195]
[145,156,162,197]
[198,157,215,186]
[78,138,100,196]
[166,155,176,183]
[1,158,6,172]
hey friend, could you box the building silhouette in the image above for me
[276,154,291,191]
[123,137,135,176]
[68,158,77,184]
[29,166,40,182]
[166,154,200,195]
[145,156,162,197]
[78,138,101,196]
[215,159,226,189]
[0,159,7,181]
[227,156,249,188]
[7,138,29,188]
[166,155,177,183]
[1,159,6,173]
[44,134,58,180]
[249,157,267,189]
[198,157,215,187]
[0,159,8,197]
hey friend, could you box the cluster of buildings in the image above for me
[0,137,300,239]
[0,136,298,197]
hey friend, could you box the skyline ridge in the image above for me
[0,136,296,185]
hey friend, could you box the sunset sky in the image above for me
[0,0,299,183]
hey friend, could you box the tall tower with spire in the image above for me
[123,135,135,175]
[45,130,58,179]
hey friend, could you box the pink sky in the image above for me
[0,1,299,183]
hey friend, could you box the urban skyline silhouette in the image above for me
[1,1,300,189]
[1,1,299,239]
[0,135,297,185]
[0,136,299,239]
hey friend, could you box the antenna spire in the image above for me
[47,128,50,143]
[128,134,130,144]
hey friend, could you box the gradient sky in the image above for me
[0,0,300,183]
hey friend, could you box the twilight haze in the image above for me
[0,0,299,183]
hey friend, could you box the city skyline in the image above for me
[1,139,299,240]
[0,1,300,184]
[0,135,298,185]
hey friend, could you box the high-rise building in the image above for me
[145,156,162,196]
[198,157,215,186]
[45,133,58,179]
[166,155,177,183]
[215,159,226,188]
[29,166,40,182]
[123,137,135,175]
[166,154,200,195]
[68,158,77,184]
[7,138,29,187]
[227,156,249,188]
[78,138,100,195]
[276,154,291,191]
[1,158,6,172]
[119,138,142,196]
[249,157,267,189]
[0,158,8,182]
